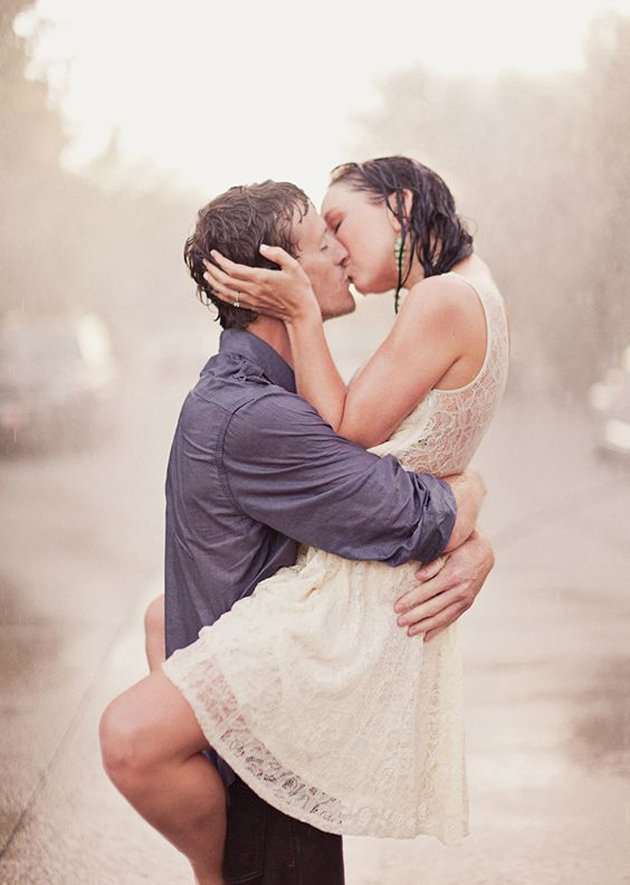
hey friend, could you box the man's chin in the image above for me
[322,297,356,321]
[339,292,358,317]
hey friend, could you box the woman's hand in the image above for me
[205,244,347,431]
[203,245,320,324]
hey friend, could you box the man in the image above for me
[138,181,492,884]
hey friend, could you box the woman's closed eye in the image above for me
[321,228,338,251]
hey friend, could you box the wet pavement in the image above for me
[1,320,629,884]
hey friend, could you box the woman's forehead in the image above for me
[321,182,364,218]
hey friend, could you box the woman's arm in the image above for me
[331,279,471,447]
[286,308,350,432]
[204,247,350,431]
[204,248,477,448]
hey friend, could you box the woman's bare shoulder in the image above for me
[402,272,481,325]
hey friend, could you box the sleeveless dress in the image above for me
[162,272,509,843]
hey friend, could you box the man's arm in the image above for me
[222,391,481,566]
[443,469,486,551]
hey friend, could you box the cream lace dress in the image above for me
[162,272,509,842]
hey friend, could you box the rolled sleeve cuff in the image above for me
[418,475,457,562]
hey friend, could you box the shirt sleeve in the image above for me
[221,390,456,566]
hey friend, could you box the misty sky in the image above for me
[17,0,630,203]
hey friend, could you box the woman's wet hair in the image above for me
[184,181,309,330]
[330,156,473,311]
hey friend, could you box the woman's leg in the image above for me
[99,670,226,885]
[144,594,166,672]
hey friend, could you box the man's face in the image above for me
[291,204,355,321]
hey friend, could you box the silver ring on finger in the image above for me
[234,291,241,309]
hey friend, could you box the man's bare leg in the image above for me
[145,594,166,672]
[100,665,226,884]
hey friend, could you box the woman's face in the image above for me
[321,182,399,296]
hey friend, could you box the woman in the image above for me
[101,156,509,885]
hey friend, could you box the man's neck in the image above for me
[246,316,294,369]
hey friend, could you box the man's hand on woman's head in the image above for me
[393,530,495,641]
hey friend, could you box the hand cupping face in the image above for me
[202,246,317,323]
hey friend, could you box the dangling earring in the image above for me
[393,233,409,314]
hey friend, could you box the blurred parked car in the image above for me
[0,313,118,453]
[588,345,630,460]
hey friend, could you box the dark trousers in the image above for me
[223,775,345,885]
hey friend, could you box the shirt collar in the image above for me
[219,329,296,393]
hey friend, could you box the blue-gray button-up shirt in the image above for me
[164,329,456,782]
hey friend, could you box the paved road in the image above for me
[1,324,629,884]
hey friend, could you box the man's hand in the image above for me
[393,530,495,641]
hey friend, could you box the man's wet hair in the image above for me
[184,180,310,330]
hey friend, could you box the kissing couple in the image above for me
[100,155,509,885]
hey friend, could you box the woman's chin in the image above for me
[354,281,388,297]
[353,278,374,297]
[350,270,395,297]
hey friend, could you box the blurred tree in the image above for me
[0,1,66,168]
[582,12,630,371]
[0,3,207,365]
[0,0,72,314]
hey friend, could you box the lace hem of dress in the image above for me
[162,649,468,844]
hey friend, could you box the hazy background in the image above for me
[1,2,629,884]
[4,0,630,393]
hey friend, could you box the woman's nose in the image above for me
[334,240,349,265]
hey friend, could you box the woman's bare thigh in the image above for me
[110,670,210,762]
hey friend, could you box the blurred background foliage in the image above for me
[1,0,200,360]
[355,11,630,397]
[1,0,629,395]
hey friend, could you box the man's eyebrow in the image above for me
[296,202,315,226]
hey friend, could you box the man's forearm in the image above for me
[225,395,460,567]
[442,469,486,551]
